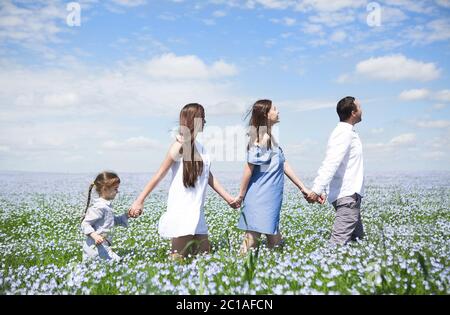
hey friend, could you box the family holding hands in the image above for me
[81,97,365,261]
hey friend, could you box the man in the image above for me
[307,96,365,245]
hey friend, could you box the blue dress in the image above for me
[237,144,286,235]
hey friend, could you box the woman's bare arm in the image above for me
[237,162,254,200]
[284,161,309,197]
[208,172,235,207]
[129,142,182,215]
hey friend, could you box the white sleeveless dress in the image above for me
[158,141,210,238]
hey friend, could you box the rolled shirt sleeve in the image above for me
[312,128,353,195]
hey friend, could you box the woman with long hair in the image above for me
[128,103,239,259]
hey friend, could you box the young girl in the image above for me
[128,103,239,259]
[234,99,322,254]
[81,171,138,261]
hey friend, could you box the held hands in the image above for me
[228,195,243,209]
[301,187,312,199]
[128,200,143,218]
[305,191,327,205]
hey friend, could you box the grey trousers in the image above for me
[330,193,364,245]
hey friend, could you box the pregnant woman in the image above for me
[234,99,320,254]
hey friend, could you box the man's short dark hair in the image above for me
[337,96,356,122]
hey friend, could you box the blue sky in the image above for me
[0,0,449,174]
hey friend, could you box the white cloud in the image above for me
[0,54,244,124]
[264,38,277,47]
[301,23,324,35]
[111,0,147,7]
[211,0,366,12]
[353,54,440,82]
[282,17,297,25]
[279,99,336,112]
[398,89,450,102]
[336,73,351,83]
[371,128,384,134]
[295,0,366,12]
[0,121,123,154]
[252,0,292,9]
[307,11,355,27]
[383,0,432,14]
[284,139,318,158]
[204,101,248,115]
[0,0,66,47]
[102,136,160,150]
[0,54,247,168]
[144,53,238,79]
[422,151,446,160]
[398,89,430,101]
[436,0,450,8]
[158,13,178,21]
[416,120,450,128]
[0,145,10,152]
[434,89,450,102]
[353,39,407,54]
[427,135,450,151]
[212,10,227,17]
[380,6,409,25]
[330,30,347,42]
[0,120,165,172]
[389,133,416,146]
[404,19,450,44]
[0,0,100,49]
[271,17,297,26]
[203,18,216,25]
[43,92,80,108]
[367,133,417,153]
[433,103,447,110]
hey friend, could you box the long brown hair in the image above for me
[179,103,205,188]
[245,99,273,150]
[82,171,120,221]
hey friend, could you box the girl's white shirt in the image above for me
[158,140,211,238]
[81,197,128,243]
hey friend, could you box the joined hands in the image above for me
[305,191,326,205]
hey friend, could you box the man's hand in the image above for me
[306,191,327,204]
[318,193,326,204]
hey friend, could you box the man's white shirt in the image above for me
[312,122,365,204]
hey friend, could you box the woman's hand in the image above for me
[129,200,144,218]
[301,187,312,199]
[229,195,243,209]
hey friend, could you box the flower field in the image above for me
[0,171,449,295]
